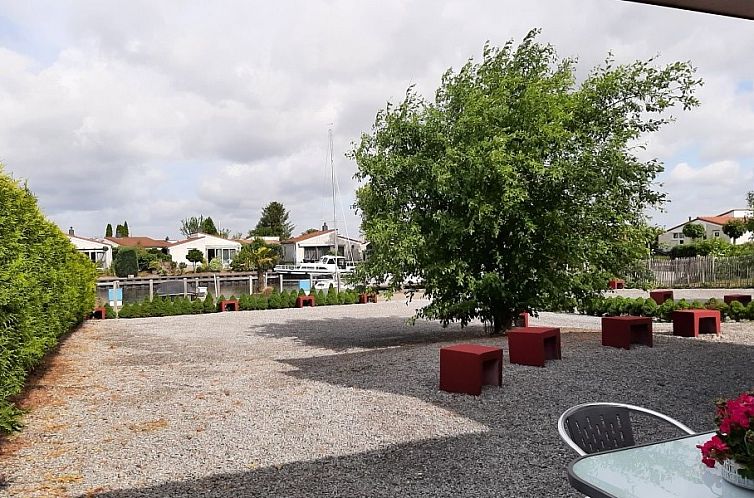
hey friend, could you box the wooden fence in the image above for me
[639,256,754,288]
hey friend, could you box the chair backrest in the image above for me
[558,402,695,456]
[562,404,635,455]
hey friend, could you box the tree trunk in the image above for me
[257,270,265,293]
[492,309,514,336]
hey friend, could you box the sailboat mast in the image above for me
[329,127,337,255]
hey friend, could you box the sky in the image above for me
[0,0,753,240]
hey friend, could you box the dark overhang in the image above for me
[623,1,754,20]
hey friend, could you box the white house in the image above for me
[658,209,753,247]
[168,233,241,268]
[66,228,116,269]
[281,228,368,265]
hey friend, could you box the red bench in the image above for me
[358,292,377,304]
[649,290,673,305]
[507,327,561,367]
[92,307,107,319]
[515,312,529,328]
[439,344,503,396]
[296,295,316,308]
[601,316,653,349]
[219,299,239,312]
[723,294,752,305]
[608,278,625,290]
[672,309,720,337]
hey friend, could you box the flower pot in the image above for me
[721,460,754,490]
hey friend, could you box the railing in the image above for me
[639,255,754,288]
[96,272,323,304]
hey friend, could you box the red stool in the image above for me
[649,290,673,305]
[601,316,653,349]
[515,312,529,328]
[723,294,752,305]
[358,293,377,304]
[508,327,561,367]
[439,344,503,396]
[92,307,107,319]
[296,295,316,308]
[219,300,239,312]
[672,310,720,337]
[608,279,625,290]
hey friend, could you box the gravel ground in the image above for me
[0,293,752,497]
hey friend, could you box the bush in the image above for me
[113,248,139,277]
[0,168,96,433]
[729,301,747,322]
[203,294,216,313]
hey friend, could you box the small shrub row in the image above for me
[581,296,754,322]
[117,286,363,319]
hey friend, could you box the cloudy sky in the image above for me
[1,0,752,240]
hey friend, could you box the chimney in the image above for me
[322,222,329,231]
[68,227,74,236]
[688,217,692,222]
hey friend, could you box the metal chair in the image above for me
[558,402,695,456]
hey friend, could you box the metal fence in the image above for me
[96,272,319,304]
[643,255,754,288]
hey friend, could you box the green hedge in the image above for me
[116,287,362,319]
[580,296,754,322]
[0,169,97,433]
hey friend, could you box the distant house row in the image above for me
[658,209,753,247]
[66,226,368,271]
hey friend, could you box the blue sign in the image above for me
[108,288,123,306]
[299,280,311,294]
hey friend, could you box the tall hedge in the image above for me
[113,247,138,277]
[0,168,96,433]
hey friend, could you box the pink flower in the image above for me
[697,435,730,468]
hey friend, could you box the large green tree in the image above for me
[249,201,294,240]
[105,223,113,237]
[351,31,701,334]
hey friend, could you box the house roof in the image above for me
[282,229,335,244]
[696,215,734,226]
[106,236,172,248]
[168,233,241,247]
[68,234,115,246]
[623,1,754,20]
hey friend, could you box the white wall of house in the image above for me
[658,213,753,247]
[282,232,368,264]
[168,234,241,268]
[67,235,114,268]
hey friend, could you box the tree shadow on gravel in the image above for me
[253,315,490,351]
[90,320,754,498]
[89,431,579,498]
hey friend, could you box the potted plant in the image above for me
[697,390,754,489]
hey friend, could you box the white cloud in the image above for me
[0,0,753,238]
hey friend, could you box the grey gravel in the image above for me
[0,292,752,497]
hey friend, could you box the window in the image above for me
[679,240,684,245]
[714,231,720,237]
[673,233,684,239]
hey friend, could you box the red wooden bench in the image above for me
[358,292,377,304]
[507,327,561,367]
[723,294,752,305]
[649,290,673,305]
[439,344,503,396]
[608,278,625,290]
[601,316,653,349]
[672,309,720,337]
[296,295,316,308]
[92,307,107,319]
[219,299,239,312]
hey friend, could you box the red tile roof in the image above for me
[696,215,734,226]
[106,236,172,248]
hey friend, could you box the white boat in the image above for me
[274,255,356,275]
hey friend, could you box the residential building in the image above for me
[168,233,241,268]
[281,227,367,265]
[66,228,116,269]
[658,209,753,247]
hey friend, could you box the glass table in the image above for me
[568,432,754,497]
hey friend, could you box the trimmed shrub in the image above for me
[203,295,216,313]
[113,248,139,278]
[0,168,96,433]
